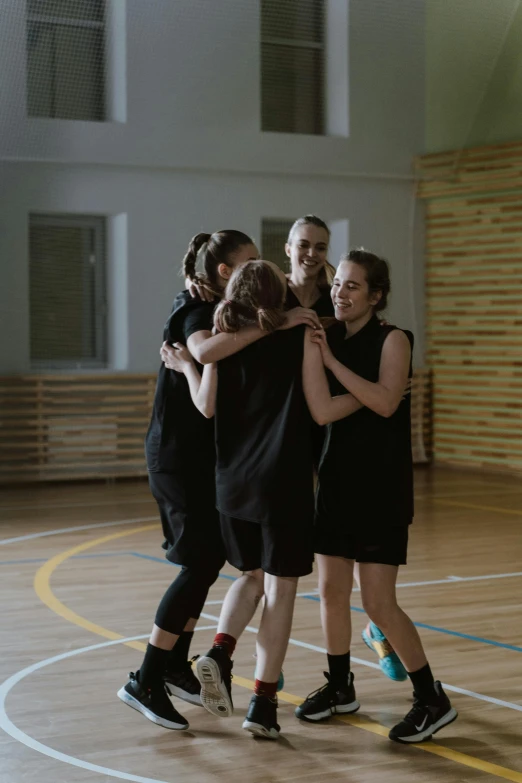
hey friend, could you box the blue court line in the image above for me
[6,546,521,655]
[301,594,522,654]
[128,551,522,654]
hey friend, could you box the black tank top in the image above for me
[317,315,414,530]
[145,292,216,474]
[215,326,314,527]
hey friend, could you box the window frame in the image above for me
[29,213,108,370]
[260,0,326,135]
[26,2,106,121]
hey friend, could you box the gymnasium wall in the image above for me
[426,0,522,153]
[0,0,426,374]
[417,142,522,473]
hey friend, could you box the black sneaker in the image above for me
[195,646,233,717]
[164,656,202,706]
[389,681,458,743]
[295,672,360,722]
[117,671,189,730]
[243,694,280,740]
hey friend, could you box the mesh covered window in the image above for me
[29,214,107,368]
[261,218,294,271]
[261,0,325,135]
[27,0,105,120]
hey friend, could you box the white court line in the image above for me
[297,571,522,594]
[0,517,159,546]
[388,571,522,588]
[0,636,175,783]
[199,612,522,714]
[2,631,521,783]
[0,625,218,783]
[0,499,153,513]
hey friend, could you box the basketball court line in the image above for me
[1,492,521,548]
[129,551,522,653]
[3,634,522,783]
[3,550,522,597]
[0,498,153,513]
[24,525,522,783]
[2,534,520,655]
[0,517,159,546]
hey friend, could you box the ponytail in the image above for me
[257,307,286,332]
[213,260,286,334]
[182,232,211,282]
[214,299,285,334]
[180,229,255,299]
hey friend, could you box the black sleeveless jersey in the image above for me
[317,315,414,530]
[215,326,314,527]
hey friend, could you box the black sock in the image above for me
[408,663,437,703]
[327,651,351,689]
[167,631,194,671]
[139,643,169,689]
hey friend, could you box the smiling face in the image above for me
[285,223,329,282]
[331,260,382,324]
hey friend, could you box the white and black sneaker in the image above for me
[164,656,202,706]
[195,646,234,718]
[117,671,189,730]
[295,672,360,722]
[389,681,458,743]
[243,694,280,740]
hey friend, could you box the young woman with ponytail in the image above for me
[169,260,327,740]
[119,231,318,733]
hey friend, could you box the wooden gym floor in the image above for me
[1,466,522,783]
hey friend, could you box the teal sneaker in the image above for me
[362,621,407,682]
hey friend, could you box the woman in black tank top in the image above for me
[173,260,318,740]
[119,230,268,732]
[296,250,457,743]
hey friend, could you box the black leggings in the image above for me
[154,561,223,635]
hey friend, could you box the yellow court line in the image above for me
[33,524,158,652]
[33,526,522,783]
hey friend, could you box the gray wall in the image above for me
[0,0,426,372]
[426,0,522,151]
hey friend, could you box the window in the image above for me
[261,0,325,135]
[261,218,294,271]
[27,0,105,120]
[29,214,107,368]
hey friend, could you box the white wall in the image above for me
[0,0,426,373]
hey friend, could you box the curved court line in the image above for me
[33,525,158,653]
[0,516,159,546]
[30,528,522,782]
[0,636,175,783]
[3,636,522,783]
[35,533,522,708]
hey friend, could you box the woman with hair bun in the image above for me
[172,260,333,740]
[118,232,318,733]
[296,250,457,744]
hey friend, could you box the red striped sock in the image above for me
[213,633,236,657]
[254,679,278,699]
